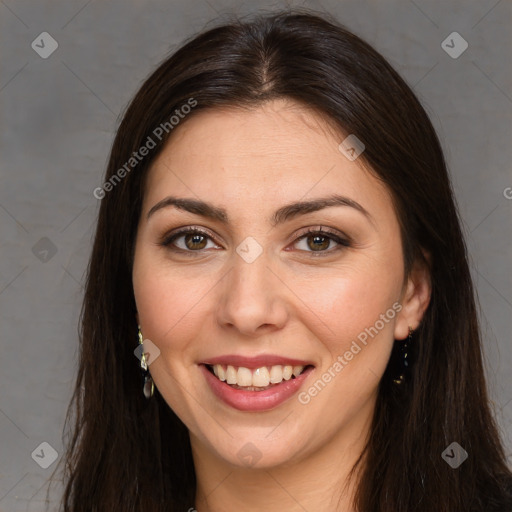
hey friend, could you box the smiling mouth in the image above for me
[205,363,314,391]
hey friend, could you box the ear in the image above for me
[394,250,432,340]
[135,312,140,326]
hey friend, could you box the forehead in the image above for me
[143,99,393,221]
[155,99,347,162]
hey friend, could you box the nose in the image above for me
[216,248,289,337]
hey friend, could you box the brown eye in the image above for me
[183,233,208,250]
[306,234,331,251]
[293,228,351,255]
[161,228,219,253]
[160,226,350,257]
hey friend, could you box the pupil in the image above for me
[309,235,328,251]
[186,234,206,250]
[184,233,330,251]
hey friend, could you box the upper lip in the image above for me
[201,354,315,369]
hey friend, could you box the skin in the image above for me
[132,98,431,511]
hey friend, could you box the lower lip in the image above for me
[200,364,314,412]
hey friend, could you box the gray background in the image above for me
[0,0,511,510]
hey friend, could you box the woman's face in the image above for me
[132,98,424,469]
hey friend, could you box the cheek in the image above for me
[309,267,400,338]
[133,253,212,355]
[304,263,402,395]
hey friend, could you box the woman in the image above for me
[56,9,512,511]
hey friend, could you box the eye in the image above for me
[291,227,351,256]
[159,226,351,256]
[160,227,220,253]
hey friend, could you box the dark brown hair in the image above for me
[53,9,512,511]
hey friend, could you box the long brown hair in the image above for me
[53,9,512,511]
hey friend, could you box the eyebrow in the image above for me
[146,194,376,228]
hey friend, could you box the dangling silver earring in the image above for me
[138,325,154,399]
[393,326,414,385]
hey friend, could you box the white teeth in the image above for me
[269,365,283,384]
[210,364,307,387]
[282,365,293,380]
[253,367,270,387]
[226,365,237,384]
[237,367,253,386]
[292,365,304,377]
[217,365,226,381]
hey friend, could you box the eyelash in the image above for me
[159,226,351,257]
